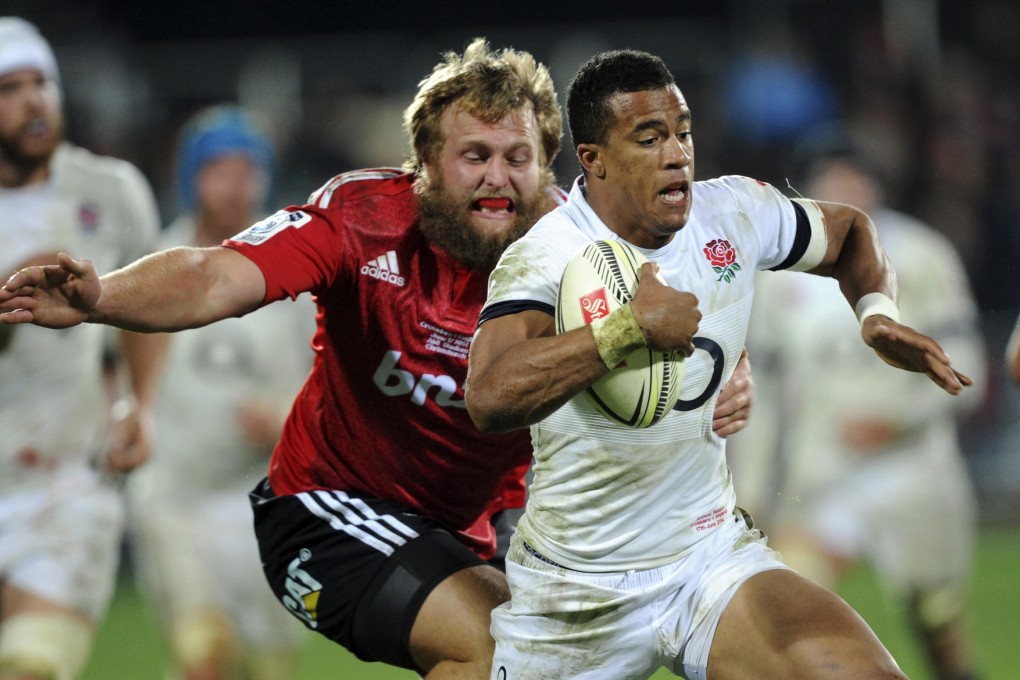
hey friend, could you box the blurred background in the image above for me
[8,0,1018,677]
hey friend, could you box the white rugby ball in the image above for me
[555,239,684,428]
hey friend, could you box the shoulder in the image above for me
[695,175,789,210]
[53,143,151,192]
[305,167,414,209]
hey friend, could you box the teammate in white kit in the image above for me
[0,17,165,680]
[731,134,985,680]
[467,49,971,680]
[126,106,313,680]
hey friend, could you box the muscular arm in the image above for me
[466,264,699,433]
[806,201,896,306]
[466,310,608,433]
[807,201,970,394]
[1,246,266,332]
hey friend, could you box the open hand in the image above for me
[862,316,972,394]
[0,253,100,328]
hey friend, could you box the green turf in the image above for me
[84,529,1020,679]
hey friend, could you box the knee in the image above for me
[0,612,94,680]
[170,608,240,679]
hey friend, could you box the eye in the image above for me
[638,137,657,147]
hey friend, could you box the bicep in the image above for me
[204,247,268,320]
[806,201,862,273]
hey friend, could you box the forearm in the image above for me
[92,247,262,332]
[118,329,170,409]
[467,321,609,433]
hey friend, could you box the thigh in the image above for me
[709,569,906,680]
[490,535,657,680]
[1,474,123,622]
[250,480,487,672]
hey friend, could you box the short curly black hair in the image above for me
[566,49,675,149]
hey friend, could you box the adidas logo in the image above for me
[361,250,406,286]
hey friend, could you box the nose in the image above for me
[663,136,691,169]
[483,158,509,188]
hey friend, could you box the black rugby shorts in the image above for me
[250,478,502,671]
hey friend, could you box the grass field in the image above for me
[83,528,1020,679]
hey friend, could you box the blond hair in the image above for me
[402,38,561,173]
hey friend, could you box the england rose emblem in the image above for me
[703,239,741,282]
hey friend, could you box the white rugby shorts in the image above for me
[490,510,790,680]
[0,467,123,621]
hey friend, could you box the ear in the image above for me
[577,143,606,180]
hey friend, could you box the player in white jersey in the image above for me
[730,134,984,680]
[467,49,972,680]
[126,106,314,680]
[0,17,165,680]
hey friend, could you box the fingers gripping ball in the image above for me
[556,240,684,428]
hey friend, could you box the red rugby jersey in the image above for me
[224,168,533,558]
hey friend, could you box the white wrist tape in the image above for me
[854,292,901,326]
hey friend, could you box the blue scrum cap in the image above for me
[0,17,60,85]
[176,105,275,211]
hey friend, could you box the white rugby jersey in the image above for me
[479,175,825,571]
[732,208,984,516]
[0,143,159,491]
[129,217,316,500]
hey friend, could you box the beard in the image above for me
[415,171,556,272]
[0,118,63,177]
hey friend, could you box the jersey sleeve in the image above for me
[223,204,345,304]
[478,222,573,324]
[720,176,826,272]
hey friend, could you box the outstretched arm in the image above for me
[808,201,971,395]
[0,246,266,332]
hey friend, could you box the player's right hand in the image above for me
[630,262,700,357]
[0,253,100,329]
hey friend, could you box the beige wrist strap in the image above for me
[590,302,647,369]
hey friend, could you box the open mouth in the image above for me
[23,119,53,137]
[473,196,516,217]
[658,180,689,204]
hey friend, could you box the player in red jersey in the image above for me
[0,39,753,678]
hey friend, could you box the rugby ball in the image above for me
[555,240,684,428]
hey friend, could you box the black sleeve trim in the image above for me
[478,300,555,326]
[768,200,812,272]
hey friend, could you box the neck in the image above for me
[0,157,51,189]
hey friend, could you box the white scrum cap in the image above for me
[0,17,59,83]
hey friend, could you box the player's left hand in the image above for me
[103,398,155,472]
[861,316,973,395]
[713,348,754,437]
